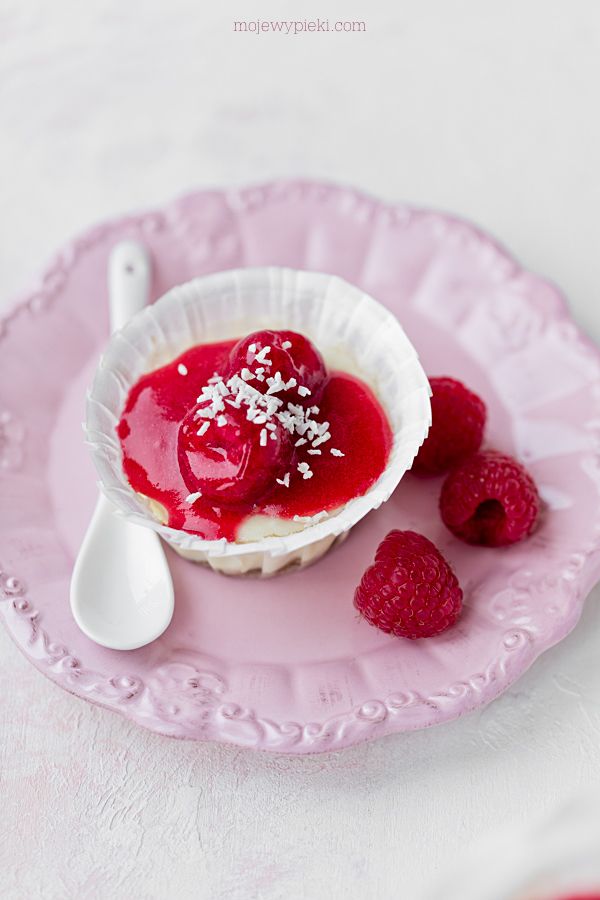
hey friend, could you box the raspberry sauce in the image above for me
[117,336,392,541]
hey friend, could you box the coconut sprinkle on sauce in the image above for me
[187,353,351,491]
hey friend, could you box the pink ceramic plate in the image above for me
[2,180,600,754]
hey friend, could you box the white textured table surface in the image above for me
[2,2,600,898]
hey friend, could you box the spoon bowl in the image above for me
[70,496,174,650]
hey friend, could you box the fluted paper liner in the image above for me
[86,268,431,575]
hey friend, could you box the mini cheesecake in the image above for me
[86,267,431,576]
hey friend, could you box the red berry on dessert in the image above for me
[354,530,463,639]
[412,377,486,476]
[178,400,293,505]
[226,330,327,405]
[439,450,540,546]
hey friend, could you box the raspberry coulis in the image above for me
[117,336,392,541]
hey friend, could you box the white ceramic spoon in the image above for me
[70,240,175,651]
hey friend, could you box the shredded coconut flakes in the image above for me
[188,350,345,492]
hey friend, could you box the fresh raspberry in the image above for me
[354,530,463,639]
[227,330,327,405]
[413,377,486,476]
[178,400,292,504]
[440,450,540,546]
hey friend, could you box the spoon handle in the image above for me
[108,240,152,333]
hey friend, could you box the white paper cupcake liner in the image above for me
[85,267,431,575]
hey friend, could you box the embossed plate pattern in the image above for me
[2,179,600,753]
